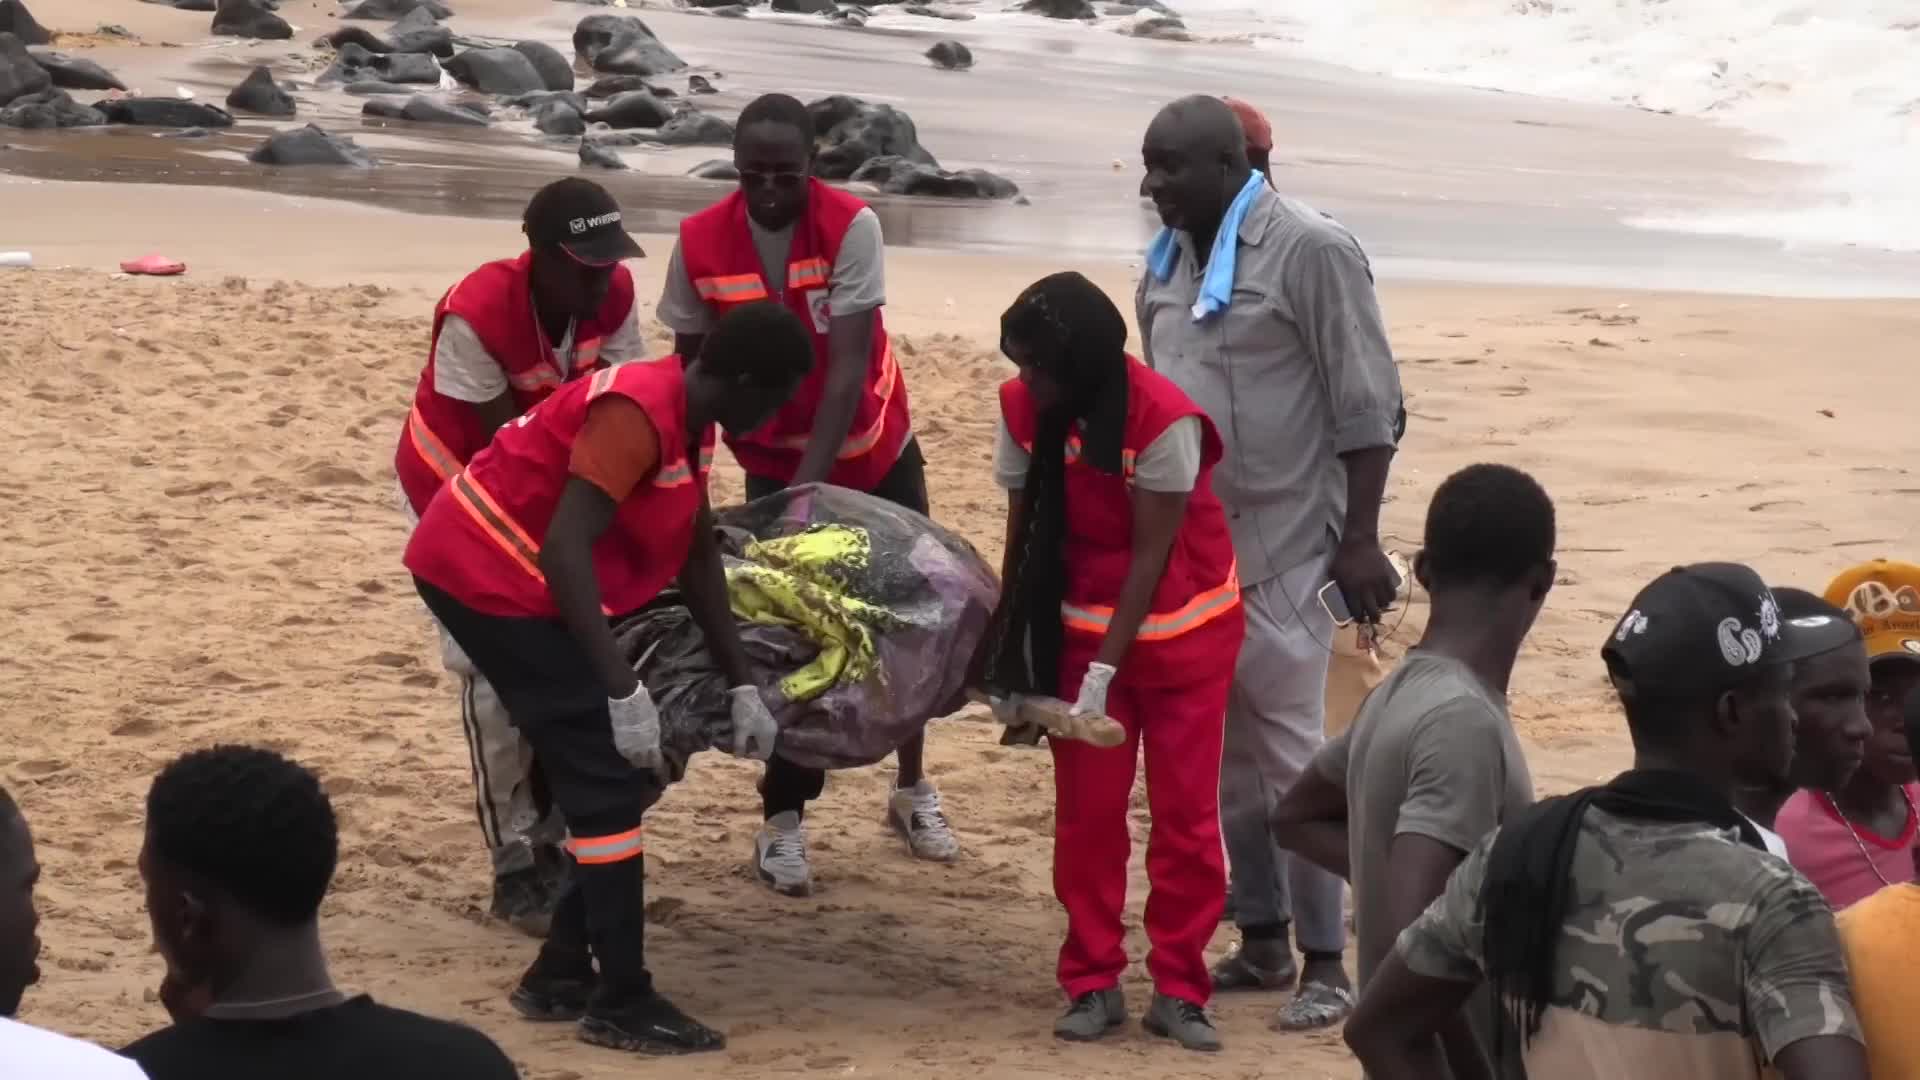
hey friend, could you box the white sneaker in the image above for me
[888,780,959,862]
[754,811,813,897]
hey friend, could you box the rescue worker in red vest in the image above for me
[395,179,650,936]
[975,272,1244,1052]
[405,301,813,1055]
[657,92,957,896]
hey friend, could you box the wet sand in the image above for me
[8,0,1920,293]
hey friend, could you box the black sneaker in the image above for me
[1143,993,1222,1052]
[490,867,559,939]
[1053,988,1126,1041]
[510,970,594,1022]
[578,992,726,1055]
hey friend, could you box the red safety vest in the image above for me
[676,181,910,491]
[1000,357,1242,682]
[404,360,716,619]
[394,251,637,515]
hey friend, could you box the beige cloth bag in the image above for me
[1324,623,1389,739]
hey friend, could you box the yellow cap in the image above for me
[1824,559,1920,663]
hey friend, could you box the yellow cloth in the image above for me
[1835,882,1920,1079]
[725,524,892,702]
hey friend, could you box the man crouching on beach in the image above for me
[393,178,649,936]
[656,92,959,898]
[1137,94,1404,1030]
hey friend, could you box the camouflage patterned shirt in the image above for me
[1396,806,1863,1077]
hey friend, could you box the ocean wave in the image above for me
[1173,0,1920,251]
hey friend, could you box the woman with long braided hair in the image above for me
[972,271,1245,1051]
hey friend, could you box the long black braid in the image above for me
[972,272,1129,700]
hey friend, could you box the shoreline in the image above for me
[5,0,1920,297]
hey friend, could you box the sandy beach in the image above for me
[3,1,1919,1078]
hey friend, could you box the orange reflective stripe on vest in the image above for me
[567,826,644,865]
[787,257,830,290]
[450,472,546,583]
[407,402,463,482]
[771,339,900,458]
[507,365,563,394]
[1062,564,1241,642]
[693,273,769,303]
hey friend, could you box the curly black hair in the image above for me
[701,300,814,388]
[1422,463,1556,589]
[736,93,815,145]
[146,745,337,927]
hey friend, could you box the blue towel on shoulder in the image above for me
[1145,171,1267,322]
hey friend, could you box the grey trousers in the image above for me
[1219,558,1348,954]
[404,485,562,877]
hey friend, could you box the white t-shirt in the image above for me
[432,302,649,404]
[0,1017,149,1079]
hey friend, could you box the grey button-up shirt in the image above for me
[1138,186,1403,587]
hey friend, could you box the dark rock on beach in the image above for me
[504,89,585,112]
[583,73,648,98]
[687,74,716,94]
[772,0,837,12]
[318,26,393,53]
[320,44,442,86]
[1020,0,1094,17]
[687,159,739,181]
[702,4,750,15]
[226,65,296,116]
[0,87,104,128]
[533,99,585,135]
[0,1,50,46]
[902,4,974,17]
[650,108,732,145]
[99,98,236,128]
[387,6,454,55]
[250,124,376,166]
[362,94,489,126]
[850,154,1018,199]
[808,95,938,179]
[578,140,628,170]
[585,89,672,129]
[924,40,971,69]
[513,40,574,91]
[342,0,449,19]
[145,0,215,10]
[0,32,49,107]
[574,14,685,76]
[444,47,546,95]
[28,50,127,91]
[1130,14,1188,39]
[212,0,292,40]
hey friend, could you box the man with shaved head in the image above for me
[1137,94,1404,1036]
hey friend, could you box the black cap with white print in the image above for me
[1602,562,1842,700]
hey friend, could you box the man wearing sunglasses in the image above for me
[656,92,958,898]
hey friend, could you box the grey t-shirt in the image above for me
[991,415,1202,493]
[656,206,886,333]
[1314,650,1533,987]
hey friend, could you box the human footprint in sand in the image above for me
[973,272,1245,1053]
[657,92,957,897]
[394,178,652,937]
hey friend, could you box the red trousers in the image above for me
[1052,651,1232,1006]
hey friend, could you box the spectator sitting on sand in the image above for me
[120,746,519,1080]
[1771,560,1920,908]
[1346,563,1868,1080]
[0,785,147,1078]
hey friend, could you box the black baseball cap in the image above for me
[1602,563,1848,700]
[522,178,645,266]
[1772,587,1865,660]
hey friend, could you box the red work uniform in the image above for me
[675,180,909,490]
[395,251,637,516]
[1000,358,1244,1008]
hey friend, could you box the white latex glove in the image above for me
[1072,662,1116,718]
[609,682,668,781]
[729,684,778,761]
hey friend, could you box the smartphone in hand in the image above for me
[1317,555,1408,626]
